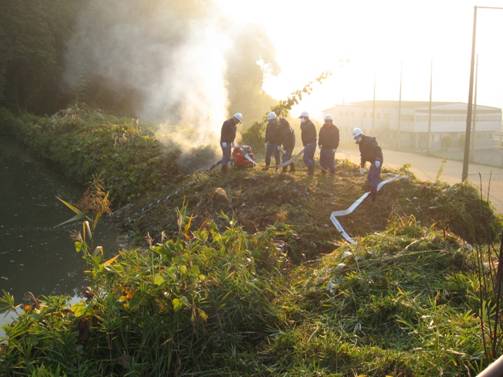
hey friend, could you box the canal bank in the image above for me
[0,135,119,312]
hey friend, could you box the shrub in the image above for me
[0,211,290,376]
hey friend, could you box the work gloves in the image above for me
[374,160,381,168]
[359,167,366,175]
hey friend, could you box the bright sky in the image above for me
[217,0,503,118]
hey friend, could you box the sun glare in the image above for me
[217,0,503,114]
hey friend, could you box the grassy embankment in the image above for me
[1,107,502,376]
[0,105,190,206]
[1,214,500,376]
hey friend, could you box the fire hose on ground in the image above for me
[330,175,406,244]
[278,147,305,169]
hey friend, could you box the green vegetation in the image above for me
[0,210,290,376]
[1,102,502,375]
[264,217,489,376]
[3,2,502,375]
[120,162,500,259]
[0,105,184,205]
[1,213,500,376]
[0,2,82,114]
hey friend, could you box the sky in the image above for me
[217,0,503,118]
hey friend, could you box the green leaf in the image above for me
[74,240,83,253]
[153,273,165,286]
[56,196,83,216]
[0,291,16,314]
[55,213,85,228]
[197,308,208,322]
[172,297,183,312]
[70,302,87,318]
[179,265,187,275]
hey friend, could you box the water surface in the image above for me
[0,136,119,331]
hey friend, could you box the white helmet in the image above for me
[267,112,277,121]
[352,127,363,139]
[299,111,309,119]
[324,114,333,122]
[233,112,243,122]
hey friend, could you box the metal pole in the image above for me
[427,60,433,153]
[471,55,479,162]
[462,6,477,182]
[397,64,402,150]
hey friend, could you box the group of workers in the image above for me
[219,111,384,196]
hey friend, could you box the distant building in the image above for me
[326,101,502,152]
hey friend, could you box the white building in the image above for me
[326,101,502,152]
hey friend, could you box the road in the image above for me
[337,148,503,214]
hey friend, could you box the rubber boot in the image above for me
[222,164,228,173]
[282,166,288,173]
[307,167,314,176]
[262,165,269,171]
[290,163,295,172]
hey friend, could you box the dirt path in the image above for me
[337,148,503,214]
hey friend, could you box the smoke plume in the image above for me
[64,0,274,151]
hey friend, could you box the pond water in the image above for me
[0,135,120,333]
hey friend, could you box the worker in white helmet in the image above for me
[353,127,383,199]
[219,112,243,172]
[263,112,281,170]
[299,111,317,176]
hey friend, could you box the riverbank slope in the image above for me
[1,107,502,376]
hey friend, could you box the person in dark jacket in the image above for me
[220,112,243,172]
[318,115,339,175]
[353,127,383,199]
[264,112,281,170]
[299,111,316,175]
[278,117,296,173]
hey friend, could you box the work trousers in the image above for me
[220,142,232,166]
[265,143,280,167]
[320,148,336,174]
[368,160,382,193]
[303,143,316,173]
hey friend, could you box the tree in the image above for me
[0,0,82,113]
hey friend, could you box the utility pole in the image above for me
[462,6,503,181]
[397,64,403,150]
[427,60,433,153]
[462,6,477,182]
[372,75,376,130]
[471,55,479,162]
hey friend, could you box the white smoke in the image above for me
[64,0,233,147]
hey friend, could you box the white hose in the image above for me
[279,147,305,168]
[244,153,257,165]
[330,175,405,244]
